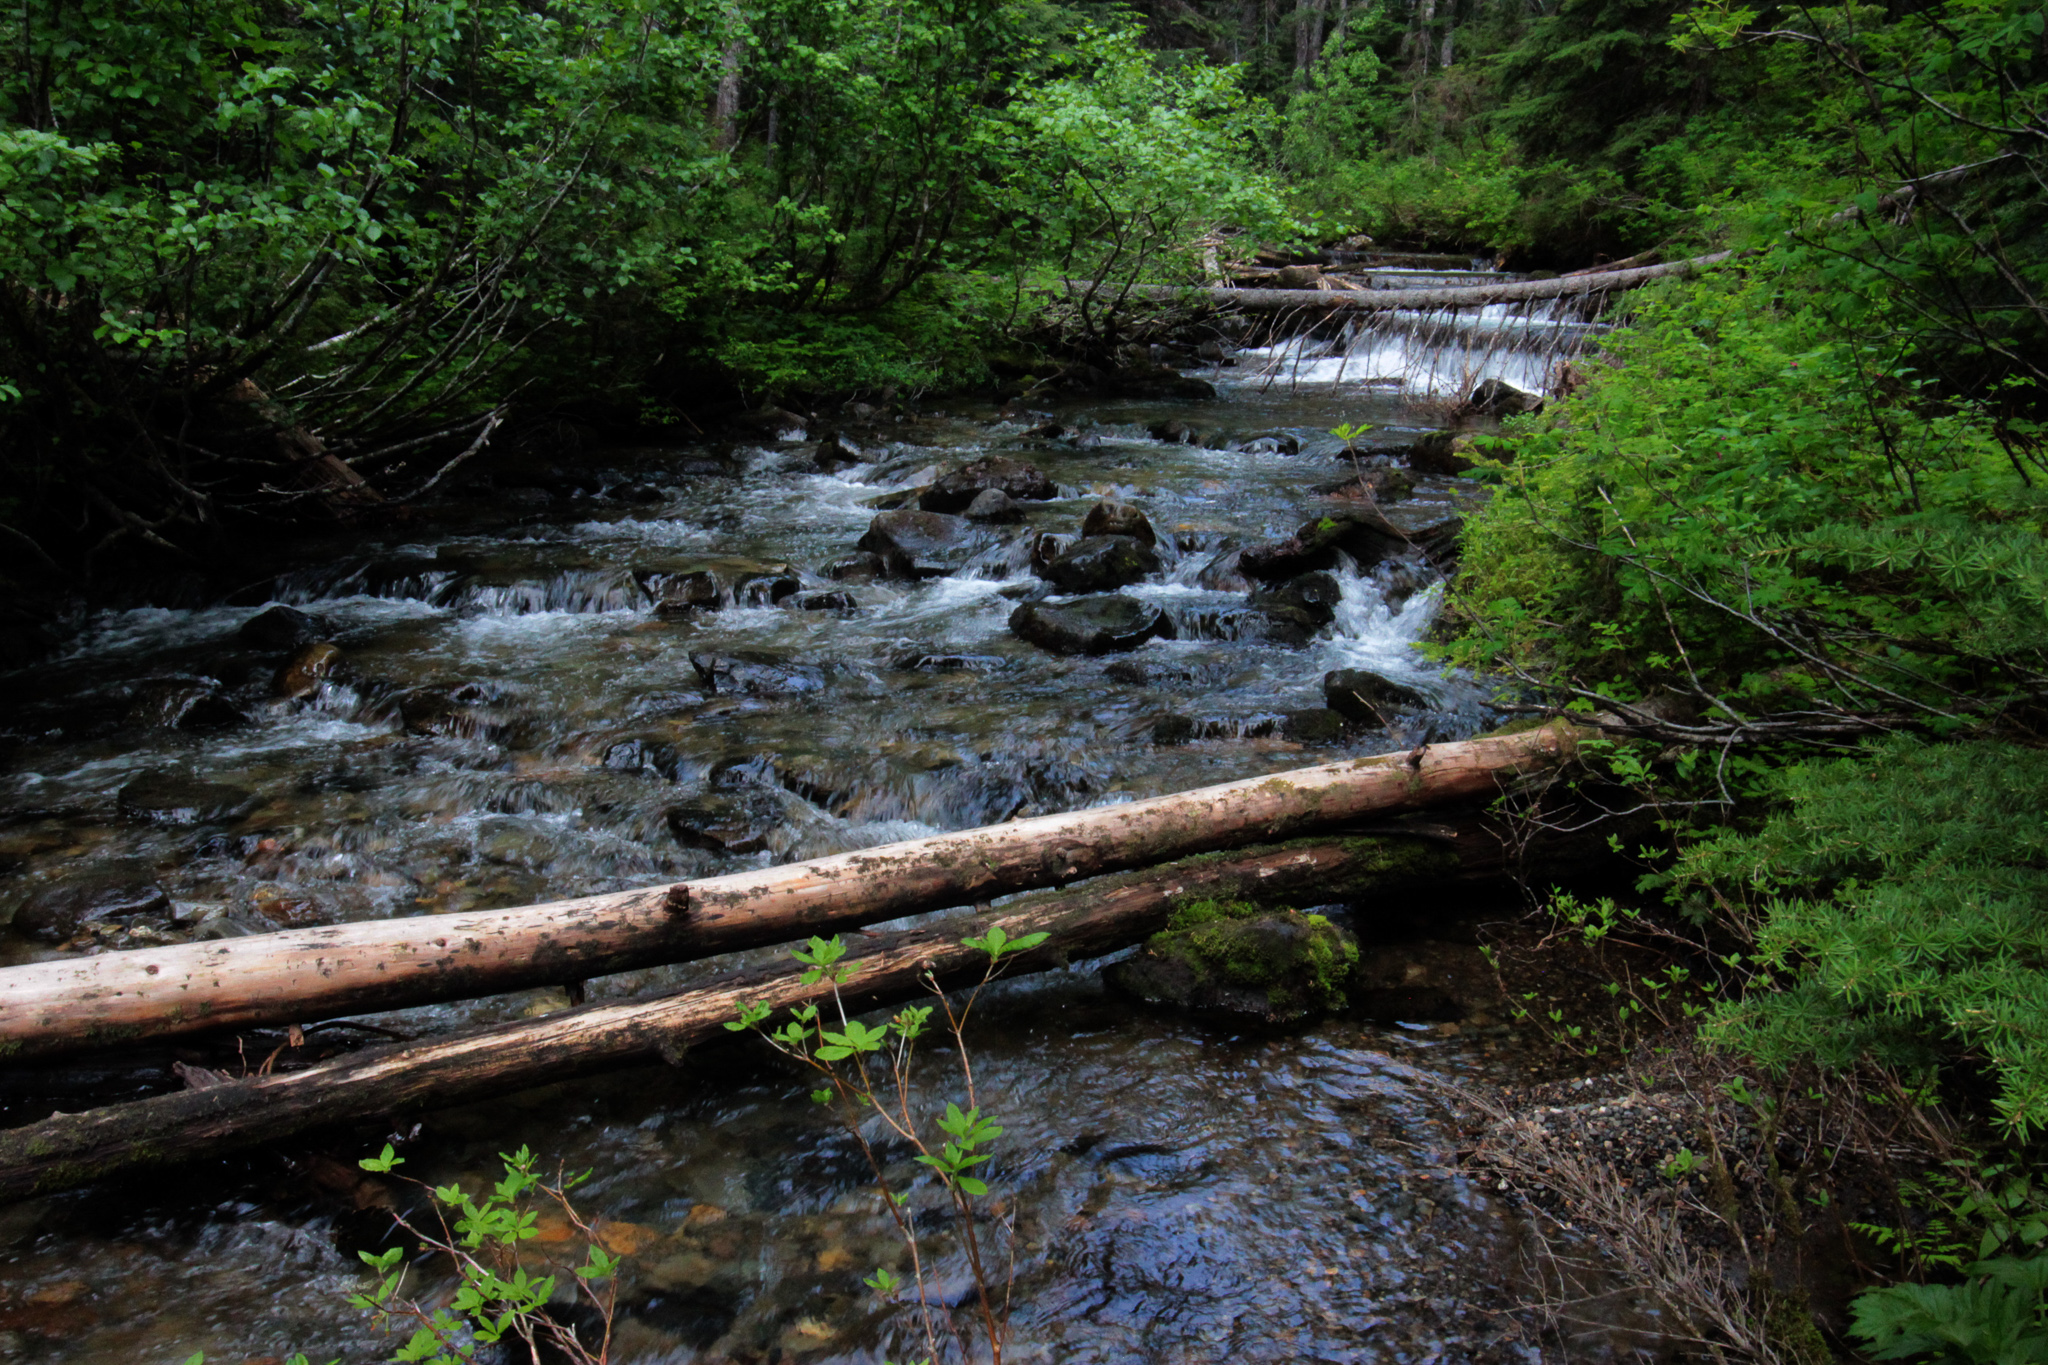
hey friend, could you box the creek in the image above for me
[0,257,1610,1363]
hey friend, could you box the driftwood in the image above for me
[0,725,1580,1061]
[1100,252,1734,314]
[0,828,1539,1199]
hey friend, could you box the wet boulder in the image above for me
[795,591,859,612]
[1315,466,1416,504]
[276,642,343,700]
[1008,595,1169,656]
[1239,506,1417,582]
[689,651,832,698]
[10,876,172,943]
[1147,420,1198,445]
[1106,899,1359,1026]
[601,737,683,779]
[963,488,1025,524]
[824,551,905,584]
[1232,432,1301,456]
[652,570,723,617]
[117,772,257,824]
[1466,377,1544,417]
[1039,536,1162,594]
[239,604,330,651]
[1192,548,1249,593]
[1280,709,1347,743]
[917,456,1056,514]
[1116,367,1217,400]
[815,433,866,472]
[857,510,995,577]
[1080,500,1156,546]
[1252,571,1344,640]
[397,682,521,741]
[666,788,785,855]
[731,407,808,443]
[125,677,244,730]
[1323,667,1431,723]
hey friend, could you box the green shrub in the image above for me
[1673,737,2048,1135]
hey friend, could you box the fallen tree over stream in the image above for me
[1092,252,1734,314]
[0,816,1591,1199]
[0,724,1581,1060]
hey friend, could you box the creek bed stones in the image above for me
[1008,595,1169,655]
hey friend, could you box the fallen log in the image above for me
[0,724,1580,1060]
[1097,251,1733,313]
[0,830,1514,1199]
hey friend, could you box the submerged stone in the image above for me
[1106,899,1359,1026]
[117,773,256,825]
[10,876,171,943]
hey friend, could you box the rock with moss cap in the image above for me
[1106,898,1358,1026]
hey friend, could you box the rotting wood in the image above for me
[1093,252,1734,313]
[0,828,1558,1200]
[0,724,1582,1061]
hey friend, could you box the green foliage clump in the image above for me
[1153,898,1358,1016]
[1672,737,2048,1135]
[1447,268,2048,734]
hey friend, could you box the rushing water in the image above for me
[0,259,1603,1363]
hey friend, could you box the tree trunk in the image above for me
[713,6,745,152]
[1101,253,1734,314]
[0,726,1581,1060]
[0,824,1577,1200]
[1295,0,1331,74]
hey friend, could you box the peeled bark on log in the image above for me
[0,725,1580,1061]
[1097,252,1733,313]
[0,831,1515,1199]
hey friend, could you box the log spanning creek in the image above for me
[0,259,1619,1362]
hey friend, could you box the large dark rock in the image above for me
[1239,507,1418,581]
[276,643,343,700]
[648,562,801,616]
[11,876,171,943]
[1040,536,1162,594]
[815,433,866,471]
[1252,571,1344,639]
[918,457,1056,514]
[117,773,257,824]
[856,510,995,577]
[666,788,785,854]
[1080,500,1156,546]
[1315,465,1416,504]
[1009,595,1169,656]
[963,488,1025,524]
[239,605,330,651]
[1106,900,1358,1026]
[125,678,244,730]
[1323,667,1431,722]
[397,682,521,740]
[1467,377,1544,417]
[1116,367,1217,400]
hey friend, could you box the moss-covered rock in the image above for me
[1106,898,1359,1026]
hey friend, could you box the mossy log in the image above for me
[1096,252,1733,313]
[0,830,1522,1199]
[0,724,1581,1061]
